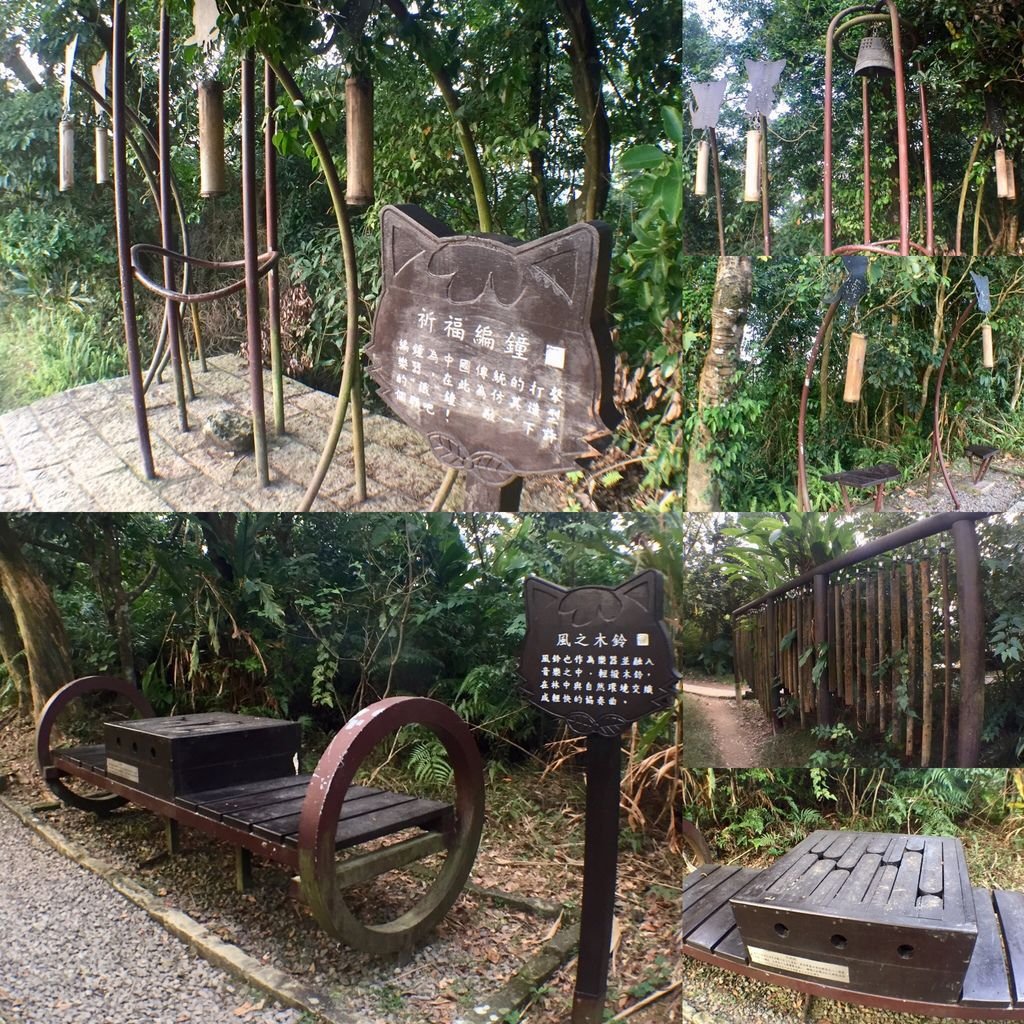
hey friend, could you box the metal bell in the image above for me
[854,34,895,77]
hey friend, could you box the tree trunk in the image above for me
[556,0,611,221]
[90,517,137,684]
[0,589,30,718]
[527,19,552,234]
[687,257,754,511]
[0,516,74,719]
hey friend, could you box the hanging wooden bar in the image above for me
[905,560,917,760]
[95,125,109,184]
[920,558,934,767]
[743,129,761,202]
[982,323,994,369]
[890,563,903,748]
[198,79,227,198]
[59,120,75,192]
[996,147,1012,199]
[941,547,952,766]
[345,74,374,206]
[844,332,868,403]
[695,139,710,196]
[876,566,888,734]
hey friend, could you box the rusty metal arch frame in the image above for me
[297,696,485,954]
[35,675,155,813]
[824,1,934,257]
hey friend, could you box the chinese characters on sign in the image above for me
[368,205,619,494]
[518,570,680,737]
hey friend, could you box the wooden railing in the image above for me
[732,512,989,767]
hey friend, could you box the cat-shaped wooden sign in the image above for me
[367,205,619,493]
[518,570,680,737]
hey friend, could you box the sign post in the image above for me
[367,205,619,510]
[517,570,681,1023]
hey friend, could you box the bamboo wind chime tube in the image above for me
[198,79,227,198]
[59,120,75,191]
[996,147,1012,199]
[743,129,761,202]
[694,139,710,196]
[843,332,868,403]
[982,323,994,369]
[345,75,374,206]
[94,125,109,184]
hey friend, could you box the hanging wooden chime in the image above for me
[694,139,710,196]
[58,120,75,192]
[345,74,374,206]
[743,128,761,202]
[843,331,867,402]
[995,147,1016,200]
[94,126,109,184]
[198,79,227,197]
[90,55,109,184]
[982,322,994,368]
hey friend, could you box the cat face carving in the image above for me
[367,204,619,487]
[518,570,680,737]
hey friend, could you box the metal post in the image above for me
[111,0,155,478]
[570,734,620,1024]
[862,76,871,245]
[264,60,284,435]
[760,114,771,257]
[885,0,911,256]
[464,475,523,511]
[158,2,189,432]
[766,600,780,721]
[919,75,934,254]
[708,128,726,258]
[241,52,270,487]
[952,518,984,767]
[814,573,831,727]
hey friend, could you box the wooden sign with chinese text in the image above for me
[367,205,619,494]
[517,570,680,737]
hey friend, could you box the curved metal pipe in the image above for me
[797,298,842,511]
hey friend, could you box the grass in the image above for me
[682,694,719,767]
[757,724,823,767]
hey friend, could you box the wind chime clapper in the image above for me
[688,79,728,255]
[971,271,995,369]
[838,255,869,403]
[744,59,785,257]
[824,1,934,257]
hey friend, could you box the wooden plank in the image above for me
[241,789,419,834]
[919,839,944,896]
[810,831,836,855]
[684,867,758,939]
[683,865,742,906]
[836,831,870,870]
[712,925,750,965]
[889,850,923,912]
[994,889,1024,1005]
[741,833,825,897]
[765,853,819,896]
[865,833,890,855]
[196,778,317,817]
[687,895,750,953]
[335,831,449,889]
[334,797,454,850]
[806,867,849,905]
[775,857,834,901]
[868,863,899,905]
[833,852,882,905]
[941,836,969,923]
[177,773,311,810]
[821,832,855,860]
[962,888,1013,1007]
[906,835,925,852]
[882,835,907,864]
[916,894,944,920]
[684,865,721,893]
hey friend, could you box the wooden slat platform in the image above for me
[52,746,453,854]
[684,864,1024,1020]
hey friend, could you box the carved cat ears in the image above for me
[380,204,611,317]
[524,570,665,627]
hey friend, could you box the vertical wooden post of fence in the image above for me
[865,575,877,727]
[876,566,888,735]
[905,560,918,760]
[920,559,934,767]
[940,547,953,767]
[854,578,863,726]
[953,518,984,767]
[794,596,805,727]
[843,581,854,710]
[767,601,779,721]
[829,582,839,708]
[814,574,831,727]
[891,564,903,748]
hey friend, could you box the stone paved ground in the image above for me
[0,356,567,512]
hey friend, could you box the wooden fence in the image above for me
[732,512,988,767]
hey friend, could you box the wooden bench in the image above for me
[966,444,1000,484]
[821,464,900,513]
[683,829,1024,1019]
[36,676,485,954]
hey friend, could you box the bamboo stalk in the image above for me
[876,567,887,733]
[345,75,374,206]
[94,125,109,184]
[982,323,994,369]
[843,582,854,708]
[743,129,761,202]
[905,561,917,759]
[865,576,876,726]
[844,332,868,403]
[694,139,709,196]
[891,565,903,747]
[920,559,934,767]
[59,120,75,192]
[198,79,227,198]
[831,582,840,706]
[855,578,863,727]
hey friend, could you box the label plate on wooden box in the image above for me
[106,757,140,783]
[748,946,850,983]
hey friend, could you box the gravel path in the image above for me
[0,804,305,1024]
[685,693,772,768]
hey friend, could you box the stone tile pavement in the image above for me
[0,355,567,512]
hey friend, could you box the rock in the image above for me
[202,411,254,453]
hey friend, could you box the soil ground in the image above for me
[681,676,774,768]
[0,712,680,1024]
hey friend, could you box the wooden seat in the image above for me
[822,463,900,513]
[966,445,999,484]
[684,861,1024,1018]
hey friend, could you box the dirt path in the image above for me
[686,692,774,768]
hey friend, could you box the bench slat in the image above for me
[962,888,1012,1007]
[995,890,1024,1005]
